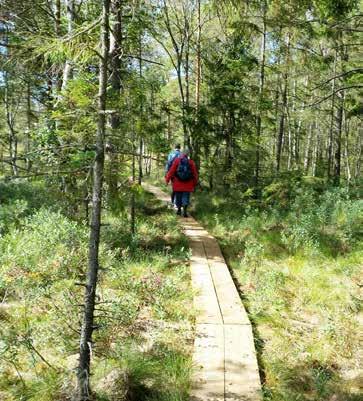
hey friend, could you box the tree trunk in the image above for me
[304,122,313,173]
[254,2,266,189]
[54,0,61,35]
[354,129,361,180]
[195,0,201,112]
[334,93,344,185]
[276,32,290,173]
[327,52,337,179]
[61,0,75,91]
[106,0,123,199]
[276,76,287,172]
[4,73,18,177]
[344,114,351,182]
[138,138,143,185]
[138,34,143,185]
[26,83,32,172]
[77,1,110,399]
[131,131,136,235]
[312,121,319,177]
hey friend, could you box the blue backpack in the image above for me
[165,150,180,172]
[176,156,193,181]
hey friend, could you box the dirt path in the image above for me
[143,184,262,401]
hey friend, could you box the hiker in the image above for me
[165,148,198,217]
[165,144,181,206]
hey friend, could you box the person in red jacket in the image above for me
[165,148,198,217]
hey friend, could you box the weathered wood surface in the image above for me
[143,184,262,401]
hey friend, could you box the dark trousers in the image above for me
[174,192,191,209]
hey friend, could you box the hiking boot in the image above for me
[176,208,182,216]
[183,206,188,218]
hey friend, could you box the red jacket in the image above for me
[165,155,198,192]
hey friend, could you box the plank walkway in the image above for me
[143,184,262,401]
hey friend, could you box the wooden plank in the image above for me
[142,184,263,401]
[190,241,223,325]
[224,324,262,401]
[209,260,250,325]
[203,237,225,261]
[190,323,225,401]
[191,260,222,324]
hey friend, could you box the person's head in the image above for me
[175,143,181,150]
[182,147,190,157]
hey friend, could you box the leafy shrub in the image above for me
[0,199,28,236]
[0,208,88,296]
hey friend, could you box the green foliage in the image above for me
[0,208,88,297]
[0,182,192,400]
[194,185,362,400]
[0,199,28,236]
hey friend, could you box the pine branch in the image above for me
[312,68,363,90]
[306,85,363,108]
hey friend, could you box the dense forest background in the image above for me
[0,0,362,400]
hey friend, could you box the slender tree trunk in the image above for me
[334,93,344,185]
[195,0,201,112]
[26,83,32,172]
[254,3,266,188]
[312,121,319,177]
[193,0,202,169]
[304,122,313,173]
[106,0,123,198]
[276,76,287,172]
[273,80,280,161]
[4,73,18,177]
[327,52,337,179]
[54,0,61,35]
[344,115,351,182]
[138,138,143,185]
[53,0,62,90]
[276,32,290,173]
[287,100,292,170]
[138,34,143,184]
[131,130,136,235]
[77,1,110,400]
[354,130,361,180]
[61,0,75,91]
[334,33,347,186]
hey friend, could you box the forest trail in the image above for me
[143,183,262,401]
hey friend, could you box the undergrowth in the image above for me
[0,181,193,401]
[194,180,362,401]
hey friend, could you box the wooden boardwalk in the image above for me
[143,184,262,401]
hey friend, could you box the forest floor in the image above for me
[143,183,262,401]
[0,177,362,401]
[191,186,362,401]
[0,181,195,401]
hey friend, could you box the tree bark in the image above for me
[4,72,19,177]
[304,122,313,173]
[334,93,344,185]
[61,0,75,91]
[254,2,266,188]
[276,32,290,173]
[26,83,32,172]
[77,1,110,399]
[138,34,143,185]
[344,113,351,182]
[327,51,337,179]
[276,75,287,172]
[195,0,201,112]
[106,0,123,199]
